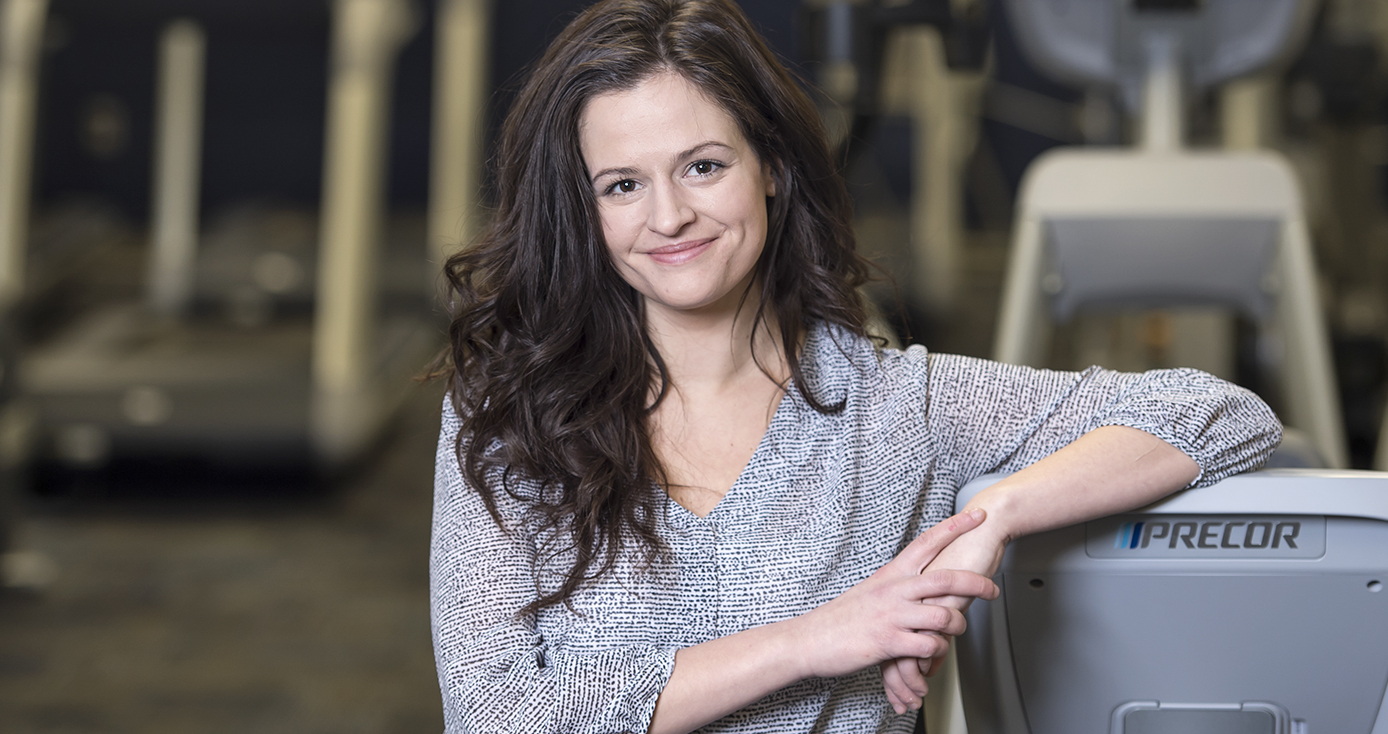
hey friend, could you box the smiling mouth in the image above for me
[646,238,715,264]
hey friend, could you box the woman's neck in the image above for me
[644,282,788,397]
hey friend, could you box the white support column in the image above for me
[146,19,206,317]
[1140,33,1183,153]
[312,0,415,464]
[1278,218,1349,469]
[427,0,490,282]
[992,216,1049,365]
[1221,75,1277,151]
[1378,401,1388,471]
[0,0,47,308]
[922,647,969,734]
[902,26,984,314]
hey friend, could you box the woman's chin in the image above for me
[644,297,723,316]
[642,293,739,318]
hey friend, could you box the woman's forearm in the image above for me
[647,619,809,734]
[923,425,1201,596]
[964,425,1200,548]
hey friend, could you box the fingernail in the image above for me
[969,508,985,521]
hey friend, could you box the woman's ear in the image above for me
[762,158,778,197]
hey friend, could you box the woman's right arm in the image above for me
[431,403,997,734]
[431,407,679,733]
[646,510,998,734]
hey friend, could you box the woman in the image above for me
[431,0,1281,732]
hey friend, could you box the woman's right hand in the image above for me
[790,510,998,700]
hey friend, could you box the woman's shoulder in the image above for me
[800,321,933,400]
[437,395,547,508]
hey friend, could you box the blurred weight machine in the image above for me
[0,0,46,587]
[800,0,989,331]
[1280,0,1388,470]
[991,0,1347,471]
[0,0,491,553]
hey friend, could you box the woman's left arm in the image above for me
[916,354,1284,583]
[924,423,1202,599]
[879,355,1283,712]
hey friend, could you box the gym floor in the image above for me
[0,383,449,734]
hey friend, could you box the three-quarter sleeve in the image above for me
[921,354,1282,489]
[429,401,677,734]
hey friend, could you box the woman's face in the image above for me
[580,72,775,320]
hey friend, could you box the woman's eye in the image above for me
[606,179,639,195]
[690,160,722,176]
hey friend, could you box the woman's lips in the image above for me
[646,237,715,265]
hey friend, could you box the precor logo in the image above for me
[1114,520,1300,550]
[1086,514,1324,559]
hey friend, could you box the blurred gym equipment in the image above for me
[954,469,1388,733]
[427,0,490,278]
[19,0,436,474]
[146,18,205,318]
[0,0,46,308]
[1379,408,1388,471]
[0,0,46,585]
[991,0,1349,468]
[312,0,427,464]
[801,0,988,317]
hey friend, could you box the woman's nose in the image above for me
[646,182,695,236]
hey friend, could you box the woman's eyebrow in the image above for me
[590,166,640,185]
[676,141,733,162]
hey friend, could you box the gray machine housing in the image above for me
[954,469,1388,733]
[1004,0,1316,109]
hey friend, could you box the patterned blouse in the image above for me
[430,323,1281,733]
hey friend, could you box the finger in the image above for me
[926,654,947,677]
[919,593,974,613]
[900,604,967,638]
[910,568,999,602]
[880,664,902,714]
[880,661,904,713]
[894,655,930,702]
[892,629,952,660]
[892,509,987,573]
[881,658,927,712]
[881,661,910,714]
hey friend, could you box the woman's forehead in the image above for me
[579,72,748,165]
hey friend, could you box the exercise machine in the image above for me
[954,469,1388,733]
[427,0,491,280]
[801,0,989,318]
[0,0,45,308]
[990,0,1348,468]
[19,0,436,473]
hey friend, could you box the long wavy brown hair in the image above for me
[445,0,874,614]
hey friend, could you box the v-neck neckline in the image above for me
[664,379,800,525]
